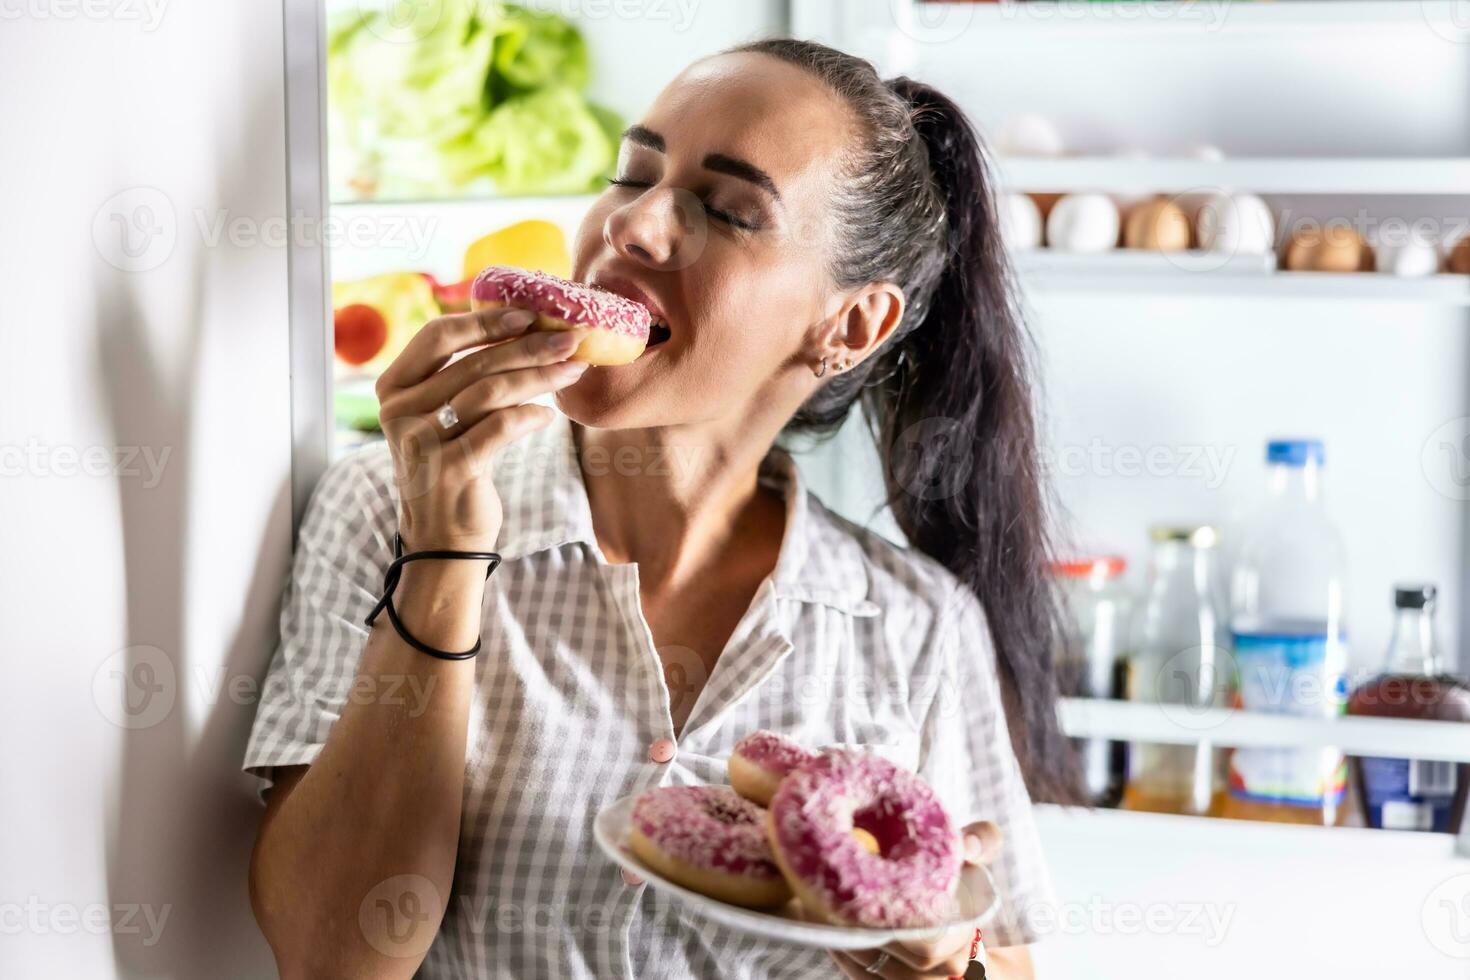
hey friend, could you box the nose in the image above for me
[603,188,696,271]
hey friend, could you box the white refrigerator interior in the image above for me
[794,4,1470,979]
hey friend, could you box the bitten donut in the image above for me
[728,730,816,807]
[469,265,652,366]
[766,749,963,929]
[628,785,793,909]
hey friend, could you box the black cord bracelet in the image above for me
[364,532,502,661]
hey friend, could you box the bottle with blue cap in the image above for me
[1222,438,1350,826]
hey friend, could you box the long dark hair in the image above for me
[738,38,1080,804]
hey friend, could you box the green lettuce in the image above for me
[327,1,619,198]
[447,85,616,194]
[490,6,589,96]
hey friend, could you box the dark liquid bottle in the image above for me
[1347,584,1470,832]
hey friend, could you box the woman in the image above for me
[245,38,1074,980]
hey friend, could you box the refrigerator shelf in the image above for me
[1061,697,1470,764]
[997,156,1470,197]
[1015,252,1470,303]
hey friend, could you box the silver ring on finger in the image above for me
[434,402,460,432]
[864,951,890,975]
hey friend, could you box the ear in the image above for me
[827,282,905,365]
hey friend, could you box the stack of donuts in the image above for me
[627,731,964,929]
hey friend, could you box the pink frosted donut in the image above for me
[766,749,963,929]
[469,265,651,366]
[728,730,816,806]
[628,785,792,909]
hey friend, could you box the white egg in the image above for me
[999,193,1043,251]
[1195,192,1275,255]
[995,114,1064,158]
[1046,194,1121,253]
[1371,239,1441,278]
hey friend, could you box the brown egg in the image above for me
[1029,192,1064,223]
[1284,223,1374,272]
[1123,197,1193,252]
[1449,237,1470,275]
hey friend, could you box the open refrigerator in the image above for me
[283,2,1470,976]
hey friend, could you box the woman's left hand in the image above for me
[826,821,999,979]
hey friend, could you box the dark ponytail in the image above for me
[735,39,1080,804]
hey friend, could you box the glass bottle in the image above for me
[1123,525,1229,816]
[1052,556,1131,807]
[1348,584,1470,832]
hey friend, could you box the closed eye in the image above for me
[605,177,761,232]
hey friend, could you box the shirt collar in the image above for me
[493,412,880,617]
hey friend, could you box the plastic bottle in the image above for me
[1122,525,1229,816]
[1222,439,1349,826]
[1348,584,1470,832]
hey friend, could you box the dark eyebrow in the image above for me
[620,126,781,201]
[622,125,664,152]
[702,153,781,200]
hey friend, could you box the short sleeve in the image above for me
[916,579,1057,948]
[241,446,396,803]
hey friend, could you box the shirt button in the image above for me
[620,867,644,886]
[649,737,676,764]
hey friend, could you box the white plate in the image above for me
[593,793,999,951]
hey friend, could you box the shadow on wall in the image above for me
[93,43,290,980]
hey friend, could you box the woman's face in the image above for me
[558,52,857,430]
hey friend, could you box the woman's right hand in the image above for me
[374,306,590,554]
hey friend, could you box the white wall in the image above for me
[0,3,289,976]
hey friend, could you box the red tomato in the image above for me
[334,303,388,365]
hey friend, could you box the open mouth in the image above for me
[588,272,671,354]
